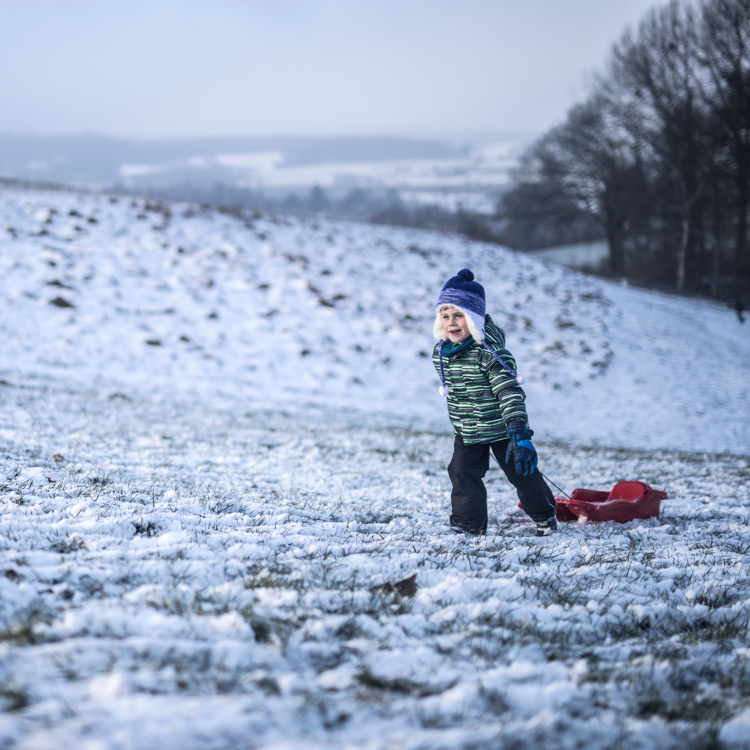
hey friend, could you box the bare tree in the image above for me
[499,0,749,298]
[698,0,750,279]
[500,90,641,275]
[610,1,707,292]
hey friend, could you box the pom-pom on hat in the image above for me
[434,268,486,342]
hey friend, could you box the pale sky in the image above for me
[0,0,662,140]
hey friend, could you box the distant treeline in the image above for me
[130,181,398,219]
[127,180,503,240]
[497,0,750,298]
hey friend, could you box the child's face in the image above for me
[441,307,471,342]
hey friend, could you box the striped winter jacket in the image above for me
[432,314,529,444]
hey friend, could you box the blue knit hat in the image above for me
[433,269,486,342]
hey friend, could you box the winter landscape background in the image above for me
[0,183,749,749]
[3,0,750,747]
[0,132,525,218]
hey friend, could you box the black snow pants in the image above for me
[448,434,557,534]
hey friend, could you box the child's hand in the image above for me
[505,424,539,476]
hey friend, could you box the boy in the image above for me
[432,269,557,536]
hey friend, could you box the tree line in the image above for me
[498,0,750,299]
[126,179,501,237]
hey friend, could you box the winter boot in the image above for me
[535,515,558,537]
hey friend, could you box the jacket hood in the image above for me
[483,314,506,349]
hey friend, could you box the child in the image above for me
[432,269,557,536]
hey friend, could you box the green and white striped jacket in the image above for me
[432,314,528,444]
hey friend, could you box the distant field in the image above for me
[0,132,532,214]
[529,240,610,273]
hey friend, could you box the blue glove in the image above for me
[505,423,538,476]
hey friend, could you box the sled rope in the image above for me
[540,471,571,500]
[490,452,571,500]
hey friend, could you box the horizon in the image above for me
[0,130,532,144]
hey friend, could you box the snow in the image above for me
[720,709,750,748]
[2,185,748,453]
[0,183,749,748]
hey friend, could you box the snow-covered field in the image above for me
[117,137,521,215]
[1,184,749,748]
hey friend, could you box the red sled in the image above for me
[521,481,667,523]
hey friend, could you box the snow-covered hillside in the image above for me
[1,184,750,749]
[1,184,748,454]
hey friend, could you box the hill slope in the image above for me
[0,184,748,455]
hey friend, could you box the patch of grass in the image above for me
[49,534,86,554]
[0,684,29,712]
[356,665,413,694]
[635,680,730,725]
[133,519,158,537]
[365,588,414,617]
[0,604,51,646]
